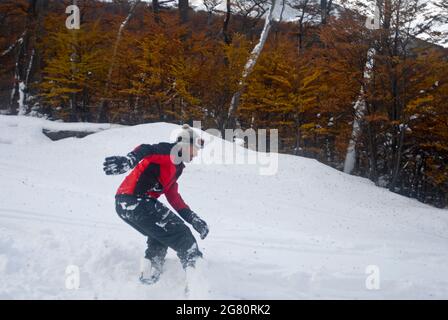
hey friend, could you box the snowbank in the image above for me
[0,115,447,299]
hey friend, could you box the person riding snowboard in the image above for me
[103,124,209,284]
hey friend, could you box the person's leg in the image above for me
[115,195,202,268]
[152,214,202,269]
[136,198,203,269]
[145,235,168,272]
[176,240,203,269]
[137,236,168,282]
[116,195,169,281]
[116,195,170,260]
[115,194,149,236]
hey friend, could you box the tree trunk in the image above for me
[320,0,332,24]
[8,0,47,115]
[343,48,375,174]
[152,0,160,23]
[222,0,232,45]
[365,116,378,183]
[225,0,277,130]
[97,0,141,122]
[389,124,406,191]
[343,87,366,174]
[179,0,189,23]
[320,0,327,24]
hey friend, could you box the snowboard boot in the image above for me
[178,243,203,270]
[139,256,164,285]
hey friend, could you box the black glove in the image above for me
[103,156,133,175]
[191,215,209,240]
[178,208,209,240]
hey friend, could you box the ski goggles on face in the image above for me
[177,136,205,149]
[194,137,205,149]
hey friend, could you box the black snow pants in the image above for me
[115,194,202,269]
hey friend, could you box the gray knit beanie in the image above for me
[176,124,204,149]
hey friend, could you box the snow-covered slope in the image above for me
[0,115,447,299]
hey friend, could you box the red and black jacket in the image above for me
[116,142,189,213]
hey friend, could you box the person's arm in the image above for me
[165,182,209,239]
[127,144,155,166]
[103,144,155,175]
[165,182,189,213]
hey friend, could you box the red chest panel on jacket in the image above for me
[116,154,178,197]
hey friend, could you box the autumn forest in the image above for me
[0,0,447,207]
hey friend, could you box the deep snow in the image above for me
[0,115,447,299]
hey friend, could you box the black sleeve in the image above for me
[127,144,155,167]
[177,208,194,224]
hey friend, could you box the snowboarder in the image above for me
[103,124,209,284]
